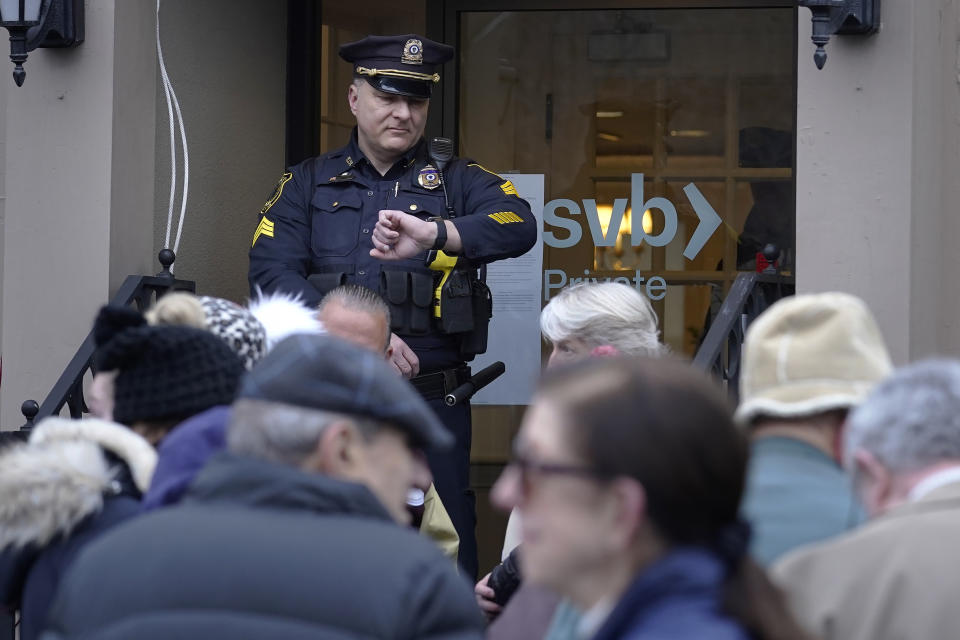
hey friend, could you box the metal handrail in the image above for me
[16,250,195,432]
[692,268,794,402]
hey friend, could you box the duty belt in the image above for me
[410,366,472,402]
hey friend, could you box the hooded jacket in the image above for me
[592,549,748,640]
[140,405,230,511]
[41,453,484,640]
[0,418,156,640]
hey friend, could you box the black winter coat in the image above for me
[42,453,484,640]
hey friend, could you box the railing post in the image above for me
[761,244,780,275]
[20,399,38,433]
[18,250,195,431]
[156,248,176,279]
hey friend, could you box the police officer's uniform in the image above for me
[248,34,537,578]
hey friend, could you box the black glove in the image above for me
[487,547,522,606]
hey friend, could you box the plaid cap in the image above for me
[238,334,452,451]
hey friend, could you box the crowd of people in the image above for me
[3,29,958,640]
[0,280,956,639]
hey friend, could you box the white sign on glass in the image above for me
[471,173,544,406]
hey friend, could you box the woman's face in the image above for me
[546,336,593,369]
[87,371,116,421]
[492,396,620,599]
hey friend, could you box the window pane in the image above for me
[459,8,795,356]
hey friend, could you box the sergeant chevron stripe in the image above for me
[488,211,524,224]
[252,216,275,247]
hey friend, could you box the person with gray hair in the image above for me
[317,284,393,357]
[40,335,484,639]
[317,284,460,561]
[539,282,665,367]
[479,282,667,637]
[772,359,960,640]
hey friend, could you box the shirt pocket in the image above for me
[310,191,363,258]
[394,189,447,221]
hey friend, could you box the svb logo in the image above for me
[542,173,722,260]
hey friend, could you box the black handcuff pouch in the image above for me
[381,269,433,335]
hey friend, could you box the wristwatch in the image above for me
[429,218,447,250]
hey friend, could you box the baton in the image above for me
[445,361,506,406]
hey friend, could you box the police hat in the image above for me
[339,34,454,99]
[238,333,453,451]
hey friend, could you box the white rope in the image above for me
[156,0,189,271]
[157,0,175,250]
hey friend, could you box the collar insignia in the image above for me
[402,39,424,65]
[418,165,441,190]
[328,172,354,183]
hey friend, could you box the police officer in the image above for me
[248,34,537,578]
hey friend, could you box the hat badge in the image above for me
[418,165,441,190]
[402,38,424,65]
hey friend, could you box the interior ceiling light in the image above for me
[596,205,655,236]
[669,129,711,138]
[597,132,621,142]
[596,110,624,118]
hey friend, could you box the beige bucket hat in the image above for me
[735,292,893,425]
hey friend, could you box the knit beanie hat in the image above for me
[94,306,244,425]
[92,305,144,370]
[735,292,893,425]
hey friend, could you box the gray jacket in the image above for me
[42,453,484,640]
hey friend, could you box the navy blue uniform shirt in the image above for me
[249,131,537,371]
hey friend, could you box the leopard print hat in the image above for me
[198,296,267,371]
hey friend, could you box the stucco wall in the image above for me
[0,1,125,428]
[151,0,287,304]
[796,0,960,363]
[0,0,287,428]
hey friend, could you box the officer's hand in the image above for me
[388,333,420,378]
[370,210,432,260]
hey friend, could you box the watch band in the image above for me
[430,218,447,250]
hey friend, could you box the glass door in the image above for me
[446,2,796,569]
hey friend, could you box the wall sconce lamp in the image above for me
[0,0,83,86]
[798,0,880,69]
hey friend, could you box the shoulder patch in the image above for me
[261,172,293,214]
[465,163,519,196]
[252,216,274,247]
